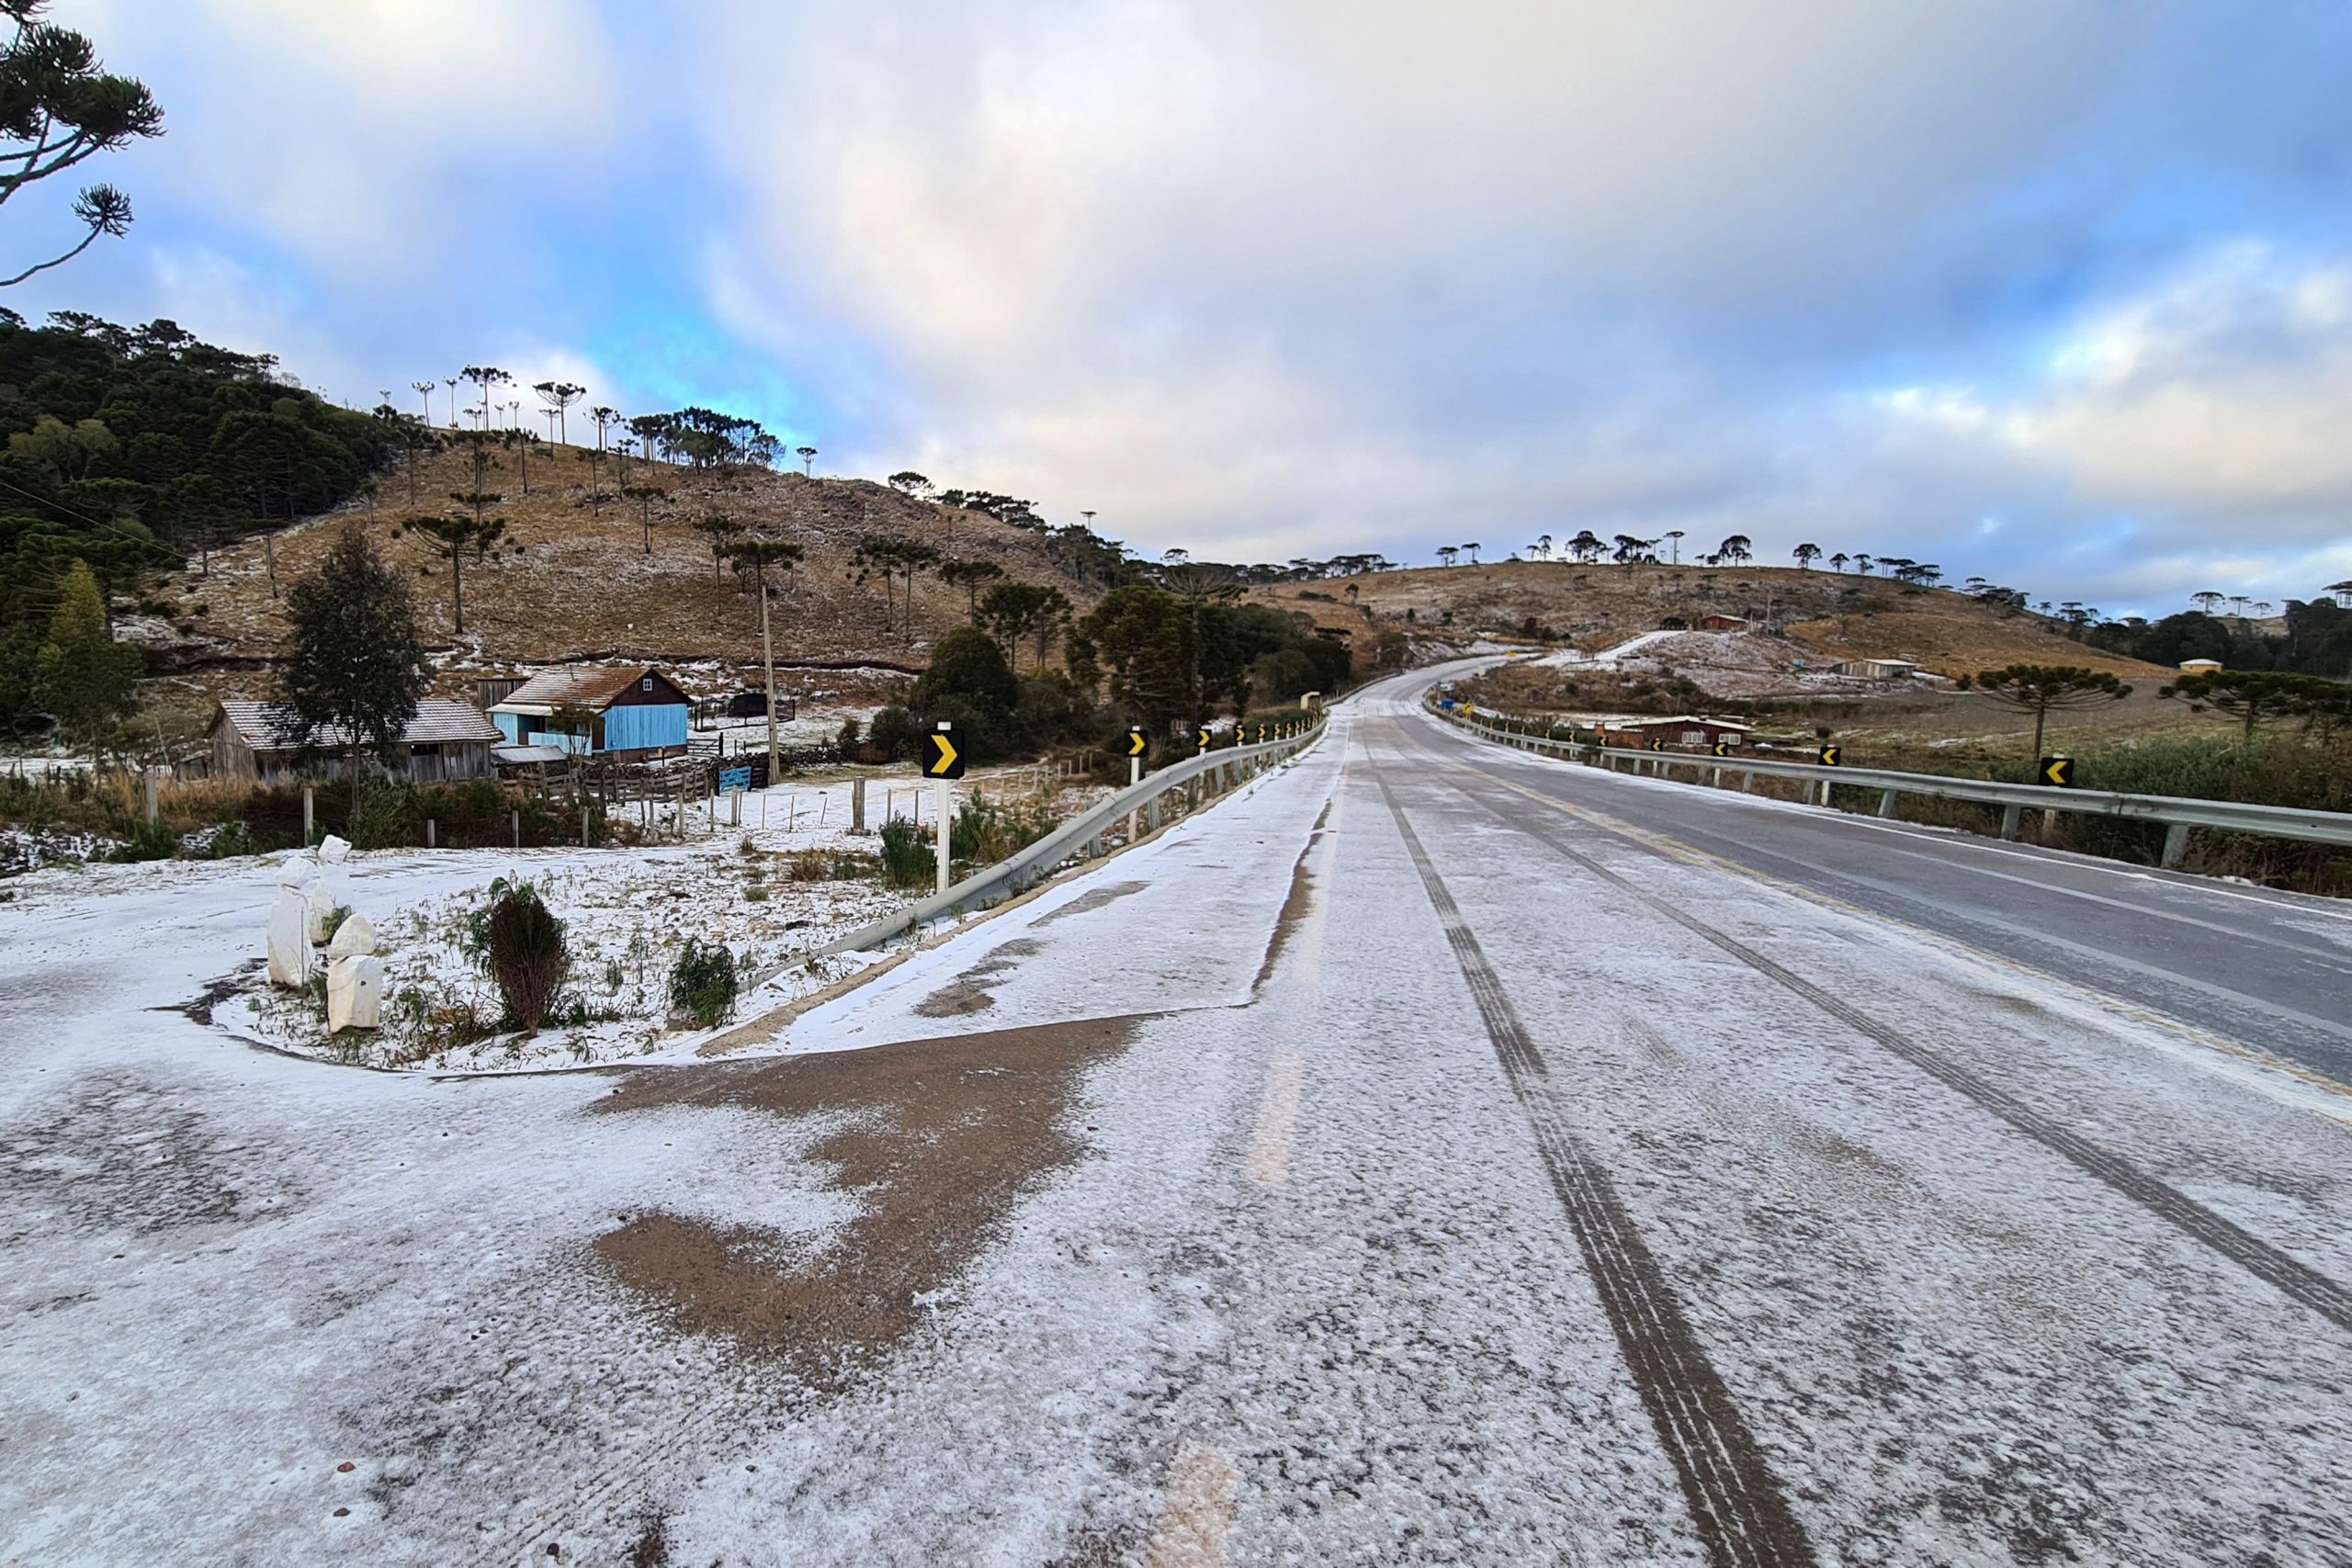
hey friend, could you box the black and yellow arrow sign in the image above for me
[1713,740,1731,757]
[1126,727,1149,760]
[1817,743,1841,767]
[924,725,965,779]
[1197,727,1212,750]
[1649,738,1665,752]
[1256,725,1268,742]
[2041,755,2075,788]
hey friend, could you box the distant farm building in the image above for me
[209,700,503,784]
[2177,658,2223,674]
[1832,658,1919,680]
[489,668,693,761]
[1698,615,1749,631]
[1595,715,1751,749]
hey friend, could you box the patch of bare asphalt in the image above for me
[1250,796,1334,995]
[910,936,1046,1017]
[153,959,265,1025]
[588,1014,1139,1386]
[1029,879,1149,928]
[0,1074,290,1239]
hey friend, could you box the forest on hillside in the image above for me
[0,310,393,730]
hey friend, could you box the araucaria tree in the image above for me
[721,537,802,773]
[532,380,585,446]
[693,514,742,582]
[2159,669,2323,740]
[275,525,432,815]
[461,366,510,429]
[977,581,1072,672]
[32,557,139,760]
[398,510,509,636]
[1968,663,2132,760]
[936,558,1004,621]
[0,2,164,288]
[1792,543,1821,570]
[622,485,666,554]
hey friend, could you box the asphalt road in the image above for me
[1412,686,2352,1089]
[4,662,2348,1565]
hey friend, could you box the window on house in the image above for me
[641,676,652,692]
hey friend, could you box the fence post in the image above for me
[2162,821,2190,871]
[852,776,867,832]
[512,808,520,850]
[582,802,591,847]
[302,785,314,846]
[426,818,436,849]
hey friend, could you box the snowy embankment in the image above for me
[7,767,1096,1077]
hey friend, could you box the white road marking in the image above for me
[1145,1442,1240,1568]
[1244,1052,1306,1187]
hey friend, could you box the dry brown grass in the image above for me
[145,446,1098,704]
[1251,559,2164,680]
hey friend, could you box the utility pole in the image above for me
[758,580,779,779]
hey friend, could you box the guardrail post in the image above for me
[1147,794,1163,834]
[2000,804,2022,841]
[1740,772,1753,793]
[2162,822,2190,871]
[1877,788,1897,819]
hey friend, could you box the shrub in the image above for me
[668,938,739,1027]
[106,818,178,863]
[347,772,414,850]
[876,815,933,888]
[206,819,256,858]
[462,879,570,1035]
[868,705,924,761]
[788,847,874,881]
[950,789,1055,865]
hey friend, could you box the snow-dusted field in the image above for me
[4,671,2348,1565]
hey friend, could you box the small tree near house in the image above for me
[275,525,433,817]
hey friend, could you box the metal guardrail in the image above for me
[1436,705,2352,871]
[821,719,1329,953]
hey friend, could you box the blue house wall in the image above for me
[603,703,688,753]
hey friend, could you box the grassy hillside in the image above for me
[136,444,1100,697]
[1250,558,2163,679]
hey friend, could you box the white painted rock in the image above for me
[318,835,351,864]
[326,912,378,959]
[305,884,343,944]
[266,885,311,989]
[325,953,383,1031]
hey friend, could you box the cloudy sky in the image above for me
[14,1,2352,614]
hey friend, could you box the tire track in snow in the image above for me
[1425,753,2352,1337]
[1373,773,1817,1568]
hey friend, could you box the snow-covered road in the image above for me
[5,667,2349,1565]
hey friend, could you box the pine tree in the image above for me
[276,525,432,815]
[33,558,140,761]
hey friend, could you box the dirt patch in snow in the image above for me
[910,937,1046,1018]
[590,1015,1137,1381]
[1028,879,1148,927]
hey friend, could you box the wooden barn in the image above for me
[488,667,692,761]
[209,700,503,784]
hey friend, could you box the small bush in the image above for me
[206,819,256,858]
[868,705,925,761]
[787,847,875,881]
[669,938,739,1027]
[745,885,770,902]
[950,790,1055,865]
[347,772,415,851]
[876,816,933,888]
[462,879,570,1035]
[107,818,178,863]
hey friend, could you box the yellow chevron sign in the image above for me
[1197,728,1212,750]
[2041,755,2075,788]
[925,727,964,779]
[1127,728,1148,759]
[1817,744,1841,767]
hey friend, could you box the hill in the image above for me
[132,443,1104,710]
[1247,559,2165,681]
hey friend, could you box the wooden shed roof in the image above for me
[215,699,502,751]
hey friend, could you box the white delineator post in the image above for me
[1128,752,1142,842]
[934,721,953,893]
